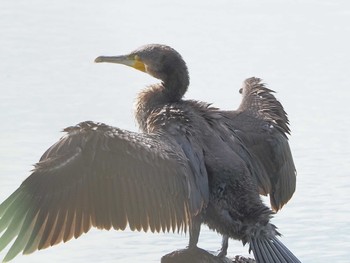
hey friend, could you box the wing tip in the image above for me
[240,76,292,137]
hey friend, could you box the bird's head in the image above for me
[95,44,188,84]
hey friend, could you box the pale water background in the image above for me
[1,0,350,262]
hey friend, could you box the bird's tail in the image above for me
[249,235,301,263]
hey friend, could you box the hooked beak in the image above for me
[94,55,146,72]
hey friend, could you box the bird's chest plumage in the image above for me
[143,104,195,136]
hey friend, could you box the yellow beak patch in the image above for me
[133,55,146,72]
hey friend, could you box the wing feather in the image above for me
[223,77,296,211]
[0,121,208,261]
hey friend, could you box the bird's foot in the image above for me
[217,234,228,257]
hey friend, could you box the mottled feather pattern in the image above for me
[240,77,290,137]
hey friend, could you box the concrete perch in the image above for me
[161,247,255,263]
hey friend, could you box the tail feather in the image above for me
[250,236,301,263]
[272,237,301,262]
[258,238,284,263]
[251,239,264,262]
[259,238,274,262]
[265,238,288,263]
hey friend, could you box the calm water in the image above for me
[1,0,350,262]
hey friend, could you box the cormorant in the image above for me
[0,44,300,262]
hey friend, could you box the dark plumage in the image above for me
[0,44,299,262]
[223,77,296,211]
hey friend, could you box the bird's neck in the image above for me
[162,70,189,102]
[134,76,189,132]
[135,67,189,132]
[134,84,171,132]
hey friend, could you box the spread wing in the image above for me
[0,121,208,262]
[223,77,296,211]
